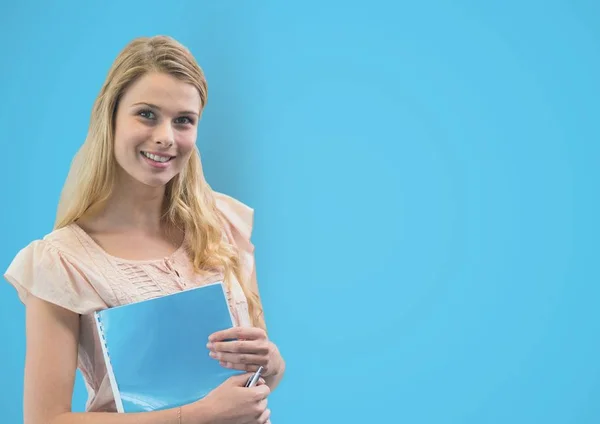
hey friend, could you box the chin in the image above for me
[116,163,177,190]
[141,179,170,188]
[138,174,176,188]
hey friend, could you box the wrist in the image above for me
[181,398,212,424]
[266,342,285,377]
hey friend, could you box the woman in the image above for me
[4,35,284,424]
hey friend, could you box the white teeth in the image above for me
[142,152,171,163]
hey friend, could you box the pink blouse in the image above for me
[3,192,257,413]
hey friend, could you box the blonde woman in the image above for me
[4,35,285,424]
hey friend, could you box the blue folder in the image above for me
[93,281,244,412]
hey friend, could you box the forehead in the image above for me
[120,72,201,113]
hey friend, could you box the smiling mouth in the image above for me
[140,151,175,163]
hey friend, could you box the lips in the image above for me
[140,151,176,169]
[140,151,175,163]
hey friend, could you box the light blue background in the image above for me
[1,1,598,423]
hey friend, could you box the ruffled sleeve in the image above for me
[213,192,266,328]
[213,192,256,286]
[4,239,106,315]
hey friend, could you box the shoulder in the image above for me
[3,224,106,314]
[7,224,90,261]
[213,191,254,243]
[42,224,92,258]
[212,191,256,258]
[212,191,257,279]
[6,225,83,267]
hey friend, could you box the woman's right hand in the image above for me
[187,373,271,424]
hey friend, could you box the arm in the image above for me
[23,296,205,424]
[263,342,285,391]
[209,269,286,393]
[250,267,286,392]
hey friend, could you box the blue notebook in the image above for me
[93,281,244,413]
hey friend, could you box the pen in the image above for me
[245,366,264,387]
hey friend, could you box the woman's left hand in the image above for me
[207,327,283,376]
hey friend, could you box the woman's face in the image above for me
[113,71,201,188]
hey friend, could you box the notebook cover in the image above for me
[93,281,243,412]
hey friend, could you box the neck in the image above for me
[97,172,168,233]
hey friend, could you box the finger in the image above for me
[223,372,253,387]
[219,361,263,373]
[208,339,270,355]
[211,350,269,365]
[209,326,266,342]
[258,407,271,424]
[252,384,271,399]
[227,372,256,386]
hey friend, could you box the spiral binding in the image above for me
[95,312,111,360]
[94,310,124,412]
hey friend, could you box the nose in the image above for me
[153,122,174,148]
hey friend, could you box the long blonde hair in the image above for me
[54,35,264,330]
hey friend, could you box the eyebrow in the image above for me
[131,102,199,116]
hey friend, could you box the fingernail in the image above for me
[209,351,216,358]
[206,343,212,349]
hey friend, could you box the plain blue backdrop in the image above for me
[1,0,599,423]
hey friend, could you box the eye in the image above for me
[175,116,195,125]
[138,109,156,120]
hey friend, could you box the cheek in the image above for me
[176,132,197,157]
[114,126,151,156]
